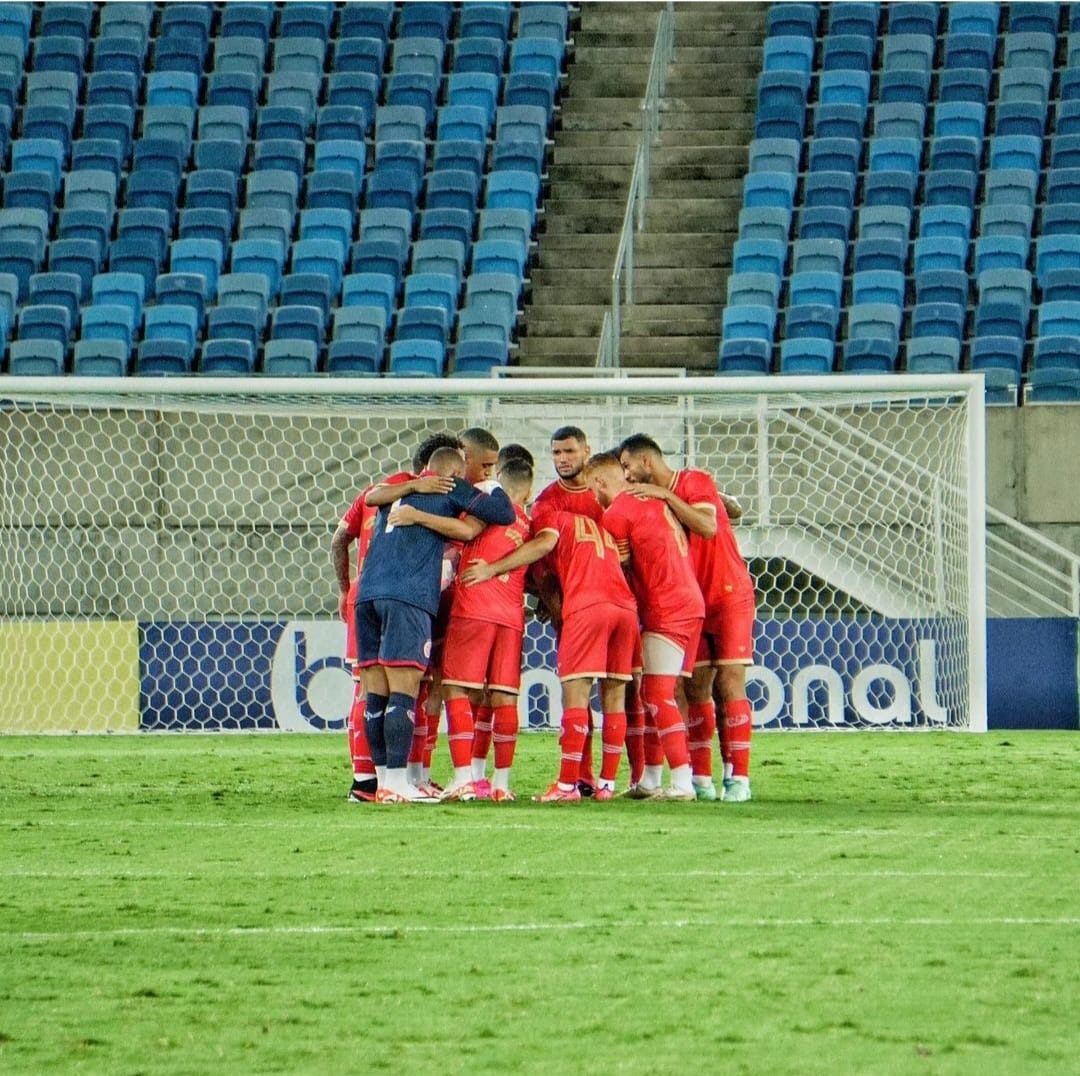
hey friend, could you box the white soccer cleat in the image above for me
[722,776,752,802]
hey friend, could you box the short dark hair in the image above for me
[414,433,464,473]
[427,446,465,475]
[618,433,663,457]
[460,427,500,452]
[550,425,588,445]
[498,457,534,491]
[497,442,535,468]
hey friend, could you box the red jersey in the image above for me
[340,470,414,580]
[531,506,636,620]
[531,477,604,522]
[601,490,705,631]
[452,503,533,629]
[670,469,755,607]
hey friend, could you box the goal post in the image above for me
[0,374,986,734]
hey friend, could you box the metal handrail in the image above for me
[596,2,675,368]
[986,503,1080,617]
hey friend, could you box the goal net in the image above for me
[0,375,986,734]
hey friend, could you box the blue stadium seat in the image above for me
[476,208,531,255]
[718,338,772,376]
[883,34,934,79]
[727,271,782,309]
[125,169,182,216]
[28,271,82,325]
[915,268,968,308]
[918,204,972,241]
[253,139,306,183]
[453,36,506,79]
[394,305,450,346]
[978,204,1034,241]
[406,272,461,326]
[778,338,834,375]
[923,169,977,209]
[230,238,286,298]
[216,273,272,323]
[246,170,300,214]
[976,268,1032,313]
[71,339,128,377]
[862,169,917,209]
[509,37,562,82]
[313,140,367,193]
[1025,368,1080,403]
[387,70,440,124]
[316,105,367,144]
[333,304,388,347]
[278,2,334,41]
[143,303,200,353]
[391,37,446,81]
[206,304,265,353]
[1004,31,1056,70]
[742,171,797,211]
[8,339,67,376]
[171,238,224,300]
[304,171,358,213]
[756,69,807,117]
[817,69,870,108]
[974,236,1029,276]
[807,137,859,174]
[989,135,1042,174]
[205,72,260,116]
[851,269,906,308]
[784,303,840,342]
[912,302,966,342]
[793,238,846,276]
[997,68,1051,109]
[351,239,407,285]
[1032,336,1080,372]
[416,238,468,285]
[326,338,386,376]
[858,205,911,243]
[796,206,852,242]
[200,338,257,376]
[929,135,980,173]
[17,304,71,348]
[877,68,929,106]
[2,171,56,216]
[388,339,447,378]
[364,168,422,212]
[91,271,145,327]
[155,271,207,321]
[81,303,136,349]
[331,35,386,79]
[263,338,319,376]
[826,1,877,36]
[1037,300,1080,341]
[219,2,274,42]
[974,300,1029,341]
[271,305,325,350]
[937,67,990,106]
[843,335,900,373]
[505,71,557,117]
[763,35,814,83]
[460,3,513,42]
[342,273,398,321]
[788,270,842,309]
[721,304,777,343]
[452,339,509,377]
[913,236,967,274]
[280,272,333,322]
[873,101,925,141]
[905,336,962,374]
[359,207,415,257]
[814,102,866,143]
[738,206,791,243]
[732,238,786,277]
[134,338,194,377]
[518,2,569,42]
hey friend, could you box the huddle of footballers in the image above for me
[331,424,757,805]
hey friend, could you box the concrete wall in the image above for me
[987,406,1080,556]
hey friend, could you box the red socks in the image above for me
[640,674,690,769]
[687,700,716,779]
[600,711,626,782]
[558,707,589,786]
[492,704,518,770]
[445,695,474,769]
[471,703,494,767]
[722,698,753,778]
[348,684,375,779]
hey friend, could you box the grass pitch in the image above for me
[1,731,1078,1075]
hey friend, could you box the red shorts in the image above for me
[557,603,637,683]
[345,578,360,668]
[441,615,525,694]
[697,592,756,666]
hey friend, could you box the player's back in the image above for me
[533,508,635,619]
[453,503,532,627]
[360,479,514,614]
[603,492,704,627]
[532,479,603,522]
[672,469,755,602]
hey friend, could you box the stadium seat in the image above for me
[721,304,777,344]
[978,204,1034,242]
[905,337,962,374]
[858,206,911,244]
[737,207,792,244]
[17,304,71,349]
[91,272,146,327]
[815,102,866,143]
[817,70,870,109]
[851,270,905,308]
[206,304,265,353]
[732,238,786,278]
[7,338,67,376]
[873,102,925,141]
[1025,368,1080,403]
[718,337,772,376]
[937,67,991,105]
[974,301,1029,341]
[917,205,972,241]
[263,338,319,376]
[200,338,256,376]
[136,338,195,377]
[72,338,129,377]
[796,206,852,243]
[271,305,325,351]
[452,339,509,377]
[388,339,447,378]
[778,337,834,375]
[351,239,407,287]
[292,238,346,294]
[974,237,1029,276]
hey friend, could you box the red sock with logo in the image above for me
[625,687,646,783]
[409,681,430,765]
[600,711,627,782]
[641,674,690,769]
[722,698,753,778]
[471,703,494,767]
[687,700,716,779]
[558,707,588,786]
[579,713,596,787]
[492,704,518,770]
[348,681,375,779]
[424,701,440,769]
[444,695,474,769]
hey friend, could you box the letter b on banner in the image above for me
[270,621,352,731]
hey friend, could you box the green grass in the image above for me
[1,731,1078,1075]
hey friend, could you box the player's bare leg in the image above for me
[595,678,627,800]
[686,665,719,802]
[715,663,752,802]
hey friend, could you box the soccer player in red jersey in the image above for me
[618,434,757,803]
[388,457,535,801]
[583,452,705,801]
[331,433,462,801]
[530,426,607,794]
[461,502,638,803]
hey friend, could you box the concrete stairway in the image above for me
[517,1,769,372]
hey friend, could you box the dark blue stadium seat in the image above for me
[796,206,851,243]
[1025,368,1080,403]
[280,272,333,322]
[17,304,71,349]
[200,338,257,376]
[28,271,82,325]
[718,337,772,376]
[220,3,274,43]
[452,339,509,377]
[326,338,386,377]
[71,338,128,377]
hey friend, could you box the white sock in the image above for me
[557,781,576,791]
[471,758,487,782]
[692,775,714,788]
[406,761,422,784]
[599,779,615,792]
[643,764,664,789]
[723,761,734,780]
[453,765,472,785]
[670,764,693,793]
[375,765,386,786]
[384,767,410,794]
[492,767,511,792]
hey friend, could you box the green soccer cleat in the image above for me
[693,781,718,802]
[722,776,752,802]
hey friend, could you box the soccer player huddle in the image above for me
[331,425,757,806]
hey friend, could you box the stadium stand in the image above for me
[714,0,1080,403]
[1,1,568,377]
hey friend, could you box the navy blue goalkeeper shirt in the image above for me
[358,479,515,616]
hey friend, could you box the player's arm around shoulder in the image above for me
[460,527,558,585]
[387,502,484,542]
[455,479,516,526]
[364,474,454,506]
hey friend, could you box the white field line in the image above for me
[5,917,1080,943]
[3,868,1032,881]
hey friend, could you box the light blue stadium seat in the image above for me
[718,337,772,375]
[263,338,319,377]
[796,206,851,242]
[858,205,911,244]
[388,339,447,377]
[778,337,834,374]
[906,337,962,374]
[200,338,256,376]
[851,269,905,308]
[8,338,67,376]
[721,303,777,343]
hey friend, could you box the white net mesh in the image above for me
[0,376,984,733]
